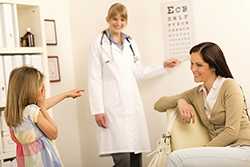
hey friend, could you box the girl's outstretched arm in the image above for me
[45,89,84,109]
[36,89,83,139]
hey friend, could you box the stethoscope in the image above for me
[100,30,138,63]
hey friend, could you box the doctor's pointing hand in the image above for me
[164,58,180,69]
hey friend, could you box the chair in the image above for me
[147,108,210,167]
[167,108,210,151]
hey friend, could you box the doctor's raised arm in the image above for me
[129,38,180,80]
[87,2,179,167]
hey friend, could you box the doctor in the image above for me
[88,3,179,167]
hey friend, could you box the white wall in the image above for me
[38,0,250,166]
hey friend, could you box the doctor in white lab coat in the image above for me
[88,3,179,167]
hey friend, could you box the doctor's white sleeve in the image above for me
[131,40,168,81]
[88,42,105,115]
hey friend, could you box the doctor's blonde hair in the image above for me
[106,3,128,22]
[5,66,44,127]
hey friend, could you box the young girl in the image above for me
[4,66,83,167]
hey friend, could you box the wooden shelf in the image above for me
[0,47,43,55]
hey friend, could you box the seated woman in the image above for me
[154,42,250,167]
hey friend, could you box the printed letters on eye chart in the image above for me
[161,0,194,61]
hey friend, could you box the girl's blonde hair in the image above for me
[5,66,44,127]
[106,3,128,22]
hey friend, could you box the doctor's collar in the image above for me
[105,29,130,42]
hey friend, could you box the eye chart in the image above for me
[161,0,194,61]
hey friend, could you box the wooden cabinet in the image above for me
[0,1,49,166]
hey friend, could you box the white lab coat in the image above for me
[88,32,166,155]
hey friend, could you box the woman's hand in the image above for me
[65,89,84,99]
[177,99,195,124]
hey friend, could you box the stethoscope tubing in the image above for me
[100,30,137,63]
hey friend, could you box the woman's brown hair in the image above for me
[190,42,233,79]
